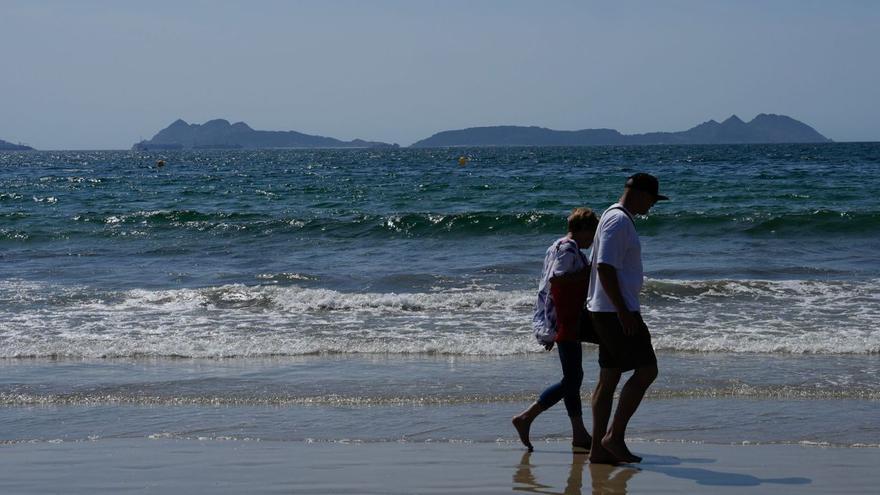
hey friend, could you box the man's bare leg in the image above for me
[589,368,622,463]
[601,365,658,463]
[512,402,545,451]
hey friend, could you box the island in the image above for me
[410,114,831,147]
[133,119,398,150]
[0,138,33,151]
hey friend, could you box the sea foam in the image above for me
[0,279,877,358]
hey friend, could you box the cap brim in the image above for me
[655,194,669,201]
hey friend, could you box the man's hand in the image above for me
[617,311,641,336]
[599,263,647,337]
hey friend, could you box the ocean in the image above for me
[1,144,878,449]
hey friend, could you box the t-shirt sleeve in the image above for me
[594,215,629,269]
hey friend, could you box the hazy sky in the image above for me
[2,0,879,149]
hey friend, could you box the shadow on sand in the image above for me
[513,451,811,494]
[639,453,811,487]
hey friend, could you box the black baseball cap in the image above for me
[625,173,669,201]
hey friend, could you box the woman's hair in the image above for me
[567,207,599,233]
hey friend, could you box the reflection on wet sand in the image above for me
[513,452,639,494]
[588,463,639,495]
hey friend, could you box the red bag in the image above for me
[549,269,589,342]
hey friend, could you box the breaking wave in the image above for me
[0,278,877,358]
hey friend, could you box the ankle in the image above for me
[603,431,624,443]
[514,413,531,423]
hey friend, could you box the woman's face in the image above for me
[574,225,597,249]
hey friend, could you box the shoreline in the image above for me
[2,354,878,449]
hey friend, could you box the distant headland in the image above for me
[3,113,839,151]
[410,114,831,147]
[0,138,33,151]
[133,119,398,150]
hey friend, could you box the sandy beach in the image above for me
[1,439,876,494]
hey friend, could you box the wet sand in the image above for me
[1,439,877,494]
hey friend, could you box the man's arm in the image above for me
[596,263,643,336]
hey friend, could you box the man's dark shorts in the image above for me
[590,312,657,372]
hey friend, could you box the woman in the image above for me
[512,207,599,452]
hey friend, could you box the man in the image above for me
[587,173,667,464]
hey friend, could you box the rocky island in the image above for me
[0,138,33,151]
[133,119,397,150]
[410,114,831,147]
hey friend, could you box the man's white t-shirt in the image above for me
[587,204,643,312]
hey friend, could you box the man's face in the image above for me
[631,190,657,215]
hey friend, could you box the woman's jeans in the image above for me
[537,341,583,417]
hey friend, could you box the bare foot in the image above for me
[613,439,642,463]
[511,415,534,451]
[600,436,641,463]
[572,433,592,453]
[588,443,623,464]
[620,444,642,463]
